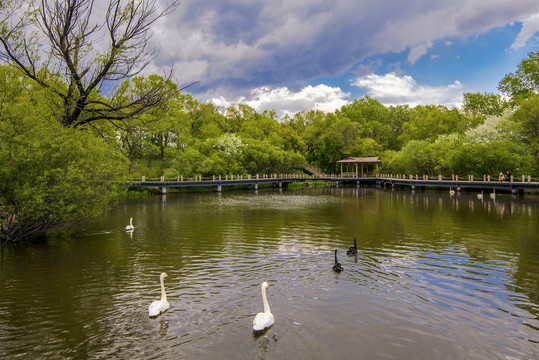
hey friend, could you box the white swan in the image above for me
[449,187,455,196]
[125,217,134,231]
[148,272,170,318]
[490,188,496,199]
[253,282,274,332]
[477,191,483,200]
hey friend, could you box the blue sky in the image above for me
[149,0,539,118]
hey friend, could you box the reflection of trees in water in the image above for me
[371,188,539,321]
[400,192,539,320]
[475,195,539,315]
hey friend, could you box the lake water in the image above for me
[1,186,538,359]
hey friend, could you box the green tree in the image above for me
[386,140,438,175]
[399,105,469,144]
[448,141,531,177]
[241,140,306,174]
[499,51,539,101]
[0,94,126,243]
[462,92,508,117]
[337,97,393,148]
[386,105,409,150]
[511,95,539,170]
[165,147,207,177]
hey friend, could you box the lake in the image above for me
[1,186,538,359]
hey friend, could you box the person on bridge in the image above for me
[498,172,505,181]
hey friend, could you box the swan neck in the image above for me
[160,276,167,301]
[130,218,133,226]
[262,286,271,313]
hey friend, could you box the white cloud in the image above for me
[210,84,350,119]
[510,13,539,50]
[137,0,539,114]
[351,72,464,108]
[155,0,539,96]
[408,44,431,64]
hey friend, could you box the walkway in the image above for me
[376,175,539,194]
[127,173,539,194]
[128,174,377,193]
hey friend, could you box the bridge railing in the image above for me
[130,172,382,183]
[130,173,539,184]
[133,173,318,183]
[376,174,539,183]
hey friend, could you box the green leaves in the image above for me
[498,51,539,101]
[1,65,127,243]
[463,92,508,117]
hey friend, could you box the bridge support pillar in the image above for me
[214,185,222,192]
[411,185,415,190]
[357,180,360,188]
[254,183,258,190]
[279,182,283,189]
[159,186,167,194]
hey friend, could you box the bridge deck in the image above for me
[376,178,539,192]
[128,176,377,189]
[126,176,539,193]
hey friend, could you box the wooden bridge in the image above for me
[127,174,377,193]
[376,174,539,194]
[127,173,539,194]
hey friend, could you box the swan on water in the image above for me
[346,237,358,255]
[490,188,496,199]
[149,272,170,318]
[477,191,483,200]
[253,282,274,332]
[333,249,343,272]
[125,217,134,231]
[449,187,455,196]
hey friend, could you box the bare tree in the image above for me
[0,0,180,127]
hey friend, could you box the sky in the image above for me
[147,0,539,118]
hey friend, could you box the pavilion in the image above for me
[337,157,381,177]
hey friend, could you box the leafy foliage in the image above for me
[499,51,539,101]
[463,92,508,117]
[0,68,126,243]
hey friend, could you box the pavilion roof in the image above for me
[337,157,381,163]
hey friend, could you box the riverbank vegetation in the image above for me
[1,0,539,243]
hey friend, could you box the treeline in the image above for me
[84,54,539,181]
[2,59,539,182]
[105,79,538,180]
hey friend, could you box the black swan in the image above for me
[346,237,358,255]
[333,249,343,272]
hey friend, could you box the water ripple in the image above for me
[1,189,538,359]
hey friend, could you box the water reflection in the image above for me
[0,187,538,359]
